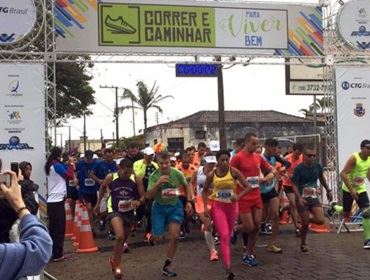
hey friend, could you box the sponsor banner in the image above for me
[337,0,370,51]
[0,63,46,198]
[55,0,323,56]
[335,66,370,194]
[286,58,327,95]
[0,0,37,45]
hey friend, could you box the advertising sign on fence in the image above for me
[335,66,370,194]
[0,64,46,198]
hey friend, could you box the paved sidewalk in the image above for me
[46,225,370,280]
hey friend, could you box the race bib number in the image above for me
[84,178,95,187]
[216,189,234,201]
[69,180,77,187]
[353,176,365,186]
[247,176,259,189]
[162,189,179,199]
[118,200,133,213]
[302,187,317,198]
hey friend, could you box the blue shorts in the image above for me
[151,199,184,236]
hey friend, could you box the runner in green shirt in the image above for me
[146,151,193,277]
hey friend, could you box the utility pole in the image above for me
[83,113,87,153]
[131,98,136,136]
[216,56,226,149]
[100,85,120,147]
[68,125,71,152]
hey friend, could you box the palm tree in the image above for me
[119,81,173,130]
[299,96,333,116]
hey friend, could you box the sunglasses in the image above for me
[305,154,316,158]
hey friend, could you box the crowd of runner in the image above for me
[2,134,370,280]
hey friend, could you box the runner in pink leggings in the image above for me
[203,150,253,280]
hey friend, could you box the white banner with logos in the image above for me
[337,0,370,51]
[0,64,46,199]
[0,0,37,45]
[335,66,370,194]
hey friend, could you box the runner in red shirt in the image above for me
[230,132,276,267]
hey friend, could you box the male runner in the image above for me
[230,132,276,266]
[291,146,333,253]
[146,151,193,277]
[193,142,207,167]
[340,139,370,249]
[133,147,158,242]
[283,143,304,236]
[261,138,291,253]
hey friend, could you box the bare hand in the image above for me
[158,175,170,185]
[0,171,25,212]
[265,174,274,184]
[185,202,193,215]
[131,200,141,209]
[350,189,359,201]
[93,205,100,216]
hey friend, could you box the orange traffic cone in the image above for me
[76,205,98,253]
[65,201,74,238]
[279,210,290,225]
[72,201,82,247]
[309,223,330,233]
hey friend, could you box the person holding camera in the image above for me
[0,170,52,280]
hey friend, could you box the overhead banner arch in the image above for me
[55,0,323,56]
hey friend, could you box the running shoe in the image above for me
[179,231,186,240]
[267,244,283,254]
[109,256,123,279]
[210,249,219,261]
[226,272,235,280]
[327,202,338,217]
[300,244,310,254]
[108,231,116,241]
[99,220,105,231]
[214,236,220,246]
[363,240,370,249]
[162,266,177,277]
[52,255,66,263]
[123,242,129,253]
[242,254,258,267]
[260,223,272,235]
[295,227,301,238]
[231,227,239,245]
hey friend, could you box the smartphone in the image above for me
[0,173,11,187]
[10,162,19,175]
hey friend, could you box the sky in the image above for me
[57,0,321,144]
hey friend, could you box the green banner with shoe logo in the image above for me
[98,3,216,47]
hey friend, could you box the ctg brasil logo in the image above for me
[0,136,34,150]
[341,81,370,90]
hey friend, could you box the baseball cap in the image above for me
[143,147,155,155]
[204,155,217,164]
[209,140,220,152]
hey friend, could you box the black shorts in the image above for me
[261,188,279,204]
[283,185,294,194]
[109,210,136,225]
[79,192,98,208]
[67,188,78,201]
[342,190,369,213]
[297,197,321,213]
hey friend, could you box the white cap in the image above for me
[209,140,220,152]
[170,156,177,161]
[204,155,217,164]
[143,147,155,155]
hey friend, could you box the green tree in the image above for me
[120,81,173,130]
[299,96,333,116]
[54,61,95,124]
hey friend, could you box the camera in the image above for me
[0,173,11,187]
